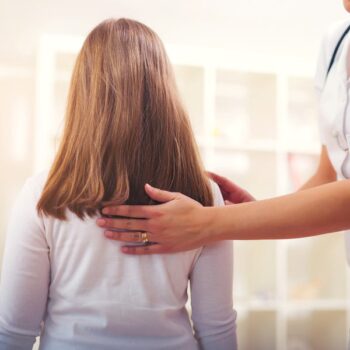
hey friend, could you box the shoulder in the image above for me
[324,19,350,43]
[7,171,50,237]
[18,171,48,202]
[23,170,49,198]
[322,19,350,58]
[208,179,224,207]
[315,19,350,92]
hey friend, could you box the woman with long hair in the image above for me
[0,19,236,349]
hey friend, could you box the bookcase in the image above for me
[1,34,349,350]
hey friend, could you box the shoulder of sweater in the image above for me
[23,170,50,200]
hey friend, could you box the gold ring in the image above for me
[141,232,149,244]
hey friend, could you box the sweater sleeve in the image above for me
[189,182,237,350]
[0,177,50,350]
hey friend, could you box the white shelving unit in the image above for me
[5,34,349,349]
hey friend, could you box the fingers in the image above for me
[219,189,231,202]
[102,205,152,218]
[121,244,169,255]
[207,171,237,190]
[241,191,255,203]
[206,171,222,182]
[104,230,153,243]
[207,170,255,203]
[207,171,240,202]
[97,218,148,231]
[144,184,177,203]
[101,185,178,220]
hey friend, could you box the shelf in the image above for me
[236,300,350,312]
[287,310,347,350]
[238,310,277,350]
[286,77,319,148]
[214,70,277,142]
[234,241,277,303]
[208,138,277,152]
[285,300,349,311]
[197,138,321,156]
[287,234,347,301]
[236,301,279,312]
[208,149,277,198]
[173,65,206,137]
[282,144,320,156]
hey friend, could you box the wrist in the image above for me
[199,206,225,243]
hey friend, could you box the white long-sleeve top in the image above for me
[0,172,237,350]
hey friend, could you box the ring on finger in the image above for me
[141,232,150,244]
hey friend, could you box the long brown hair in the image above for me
[37,18,213,220]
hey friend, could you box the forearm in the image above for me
[299,171,336,191]
[206,180,350,240]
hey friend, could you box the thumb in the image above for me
[145,184,177,203]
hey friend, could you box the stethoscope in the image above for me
[327,24,350,179]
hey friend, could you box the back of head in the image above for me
[37,18,212,219]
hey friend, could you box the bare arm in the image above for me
[98,176,349,255]
[206,147,341,241]
[214,179,350,241]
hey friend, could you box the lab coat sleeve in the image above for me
[189,182,237,350]
[314,31,330,145]
[0,177,50,350]
[314,19,350,145]
[314,19,350,93]
[314,33,329,95]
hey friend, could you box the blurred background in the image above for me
[0,0,349,349]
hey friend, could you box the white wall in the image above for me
[0,0,346,67]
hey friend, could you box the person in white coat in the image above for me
[99,2,350,257]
